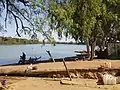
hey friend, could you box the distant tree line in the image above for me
[0,36,79,45]
[0,36,41,44]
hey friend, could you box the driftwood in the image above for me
[46,51,55,62]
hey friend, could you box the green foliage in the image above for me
[43,0,120,59]
[47,0,102,42]
[47,0,120,44]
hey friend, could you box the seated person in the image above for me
[18,52,26,64]
[22,52,26,60]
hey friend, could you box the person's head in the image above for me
[22,52,25,54]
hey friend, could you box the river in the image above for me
[0,44,86,65]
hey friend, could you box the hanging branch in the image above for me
[18,0,29,6]
[5,0,9,28]
[16,15,31,31]
[8,9,33,37]
[4,0,35,36]
[8,9,20,36]
[0,0,5,8]
[9,2,34,27]
[9,1,36,35]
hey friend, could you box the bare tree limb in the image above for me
[9,2,34,27]
[18,0,29,6]
[8,9,20,36]
[4,0,35,36]
[5,0,9,28]
[16,15,32,33]
[9,1,36,35]
[16,15,29,29]
[8,9,33,37]
[0,0,5,8]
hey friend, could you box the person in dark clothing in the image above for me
[19,52,26,64]
[22,52,26,60]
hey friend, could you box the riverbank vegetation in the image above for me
[0,36,41,44]
[0,36,82,45]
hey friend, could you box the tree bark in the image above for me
[86,38,90,59]
[90,41,96,60]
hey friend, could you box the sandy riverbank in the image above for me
[0,59,120,72]
[0,59,120,90]
[1,76,120,90]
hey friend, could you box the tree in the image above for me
[1,0,120,60]
[47,0,120,60]
[47,0,102,60]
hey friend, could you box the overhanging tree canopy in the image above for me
[47,0,120,60]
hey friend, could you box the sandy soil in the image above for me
[1,59,120,73]
[2,77,120,90]
[0,60,120,90]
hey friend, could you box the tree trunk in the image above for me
[90,41,96,60]
[86,38,90,59]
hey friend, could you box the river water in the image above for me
[0,44,86,65]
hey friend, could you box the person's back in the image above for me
[22,52,26,60]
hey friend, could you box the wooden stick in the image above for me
[62,58,72,81]
[46,51,55,62]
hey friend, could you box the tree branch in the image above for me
[9,1,36,35]
[9,2,34,27]
[8,9,20,36]
[5,0,9,28]
[4,0,35,36]
[18,0,29,6]
[0,0,5,8]
[8,9,33,37]
[16,16,32,34]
